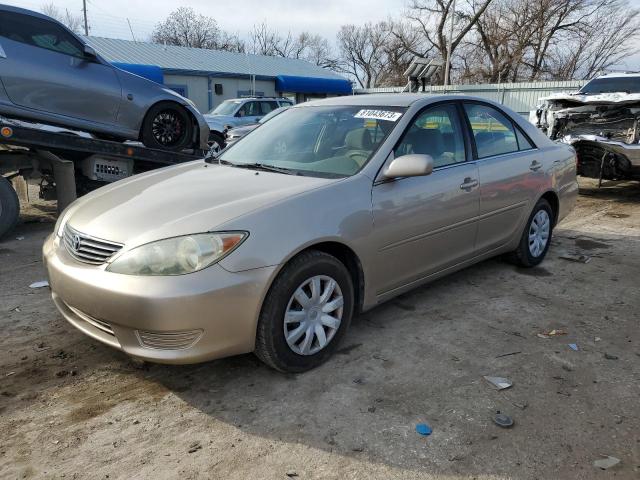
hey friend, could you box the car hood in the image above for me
[66,161,336,247]
[540,91,640,105]
[203,114,238,129]
[228,124,259,136]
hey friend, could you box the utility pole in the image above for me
[82,0,89,36]
[443,0,456,88]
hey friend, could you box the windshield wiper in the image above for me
[232,163,300,175]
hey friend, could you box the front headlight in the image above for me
[106,232,247,276]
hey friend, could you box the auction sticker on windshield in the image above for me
[354,109,403,122]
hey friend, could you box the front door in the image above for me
[371,103,480,295]
[235,101,262,125]
[0,10,122,125]
[462,102,543,254]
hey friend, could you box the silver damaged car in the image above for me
[43,94,578,372]
[0,5,208,151]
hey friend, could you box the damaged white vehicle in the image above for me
[532,73,640,181]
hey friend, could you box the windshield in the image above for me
[259,106,289,124]
[579,77,640,94]
[220,105,405,177]
[209,100,241,115]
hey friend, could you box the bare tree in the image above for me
[151,7,245,52]
[248,23,336,68]
[397,0,495,83]
[41,3,84,34]
[336,22,391,88]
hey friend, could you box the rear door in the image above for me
[371,103,480,294]
[0,10,122,125]
[462,102,543,254]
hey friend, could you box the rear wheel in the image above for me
[0,176,19,239]
[141,102,194,151]
[255,250,354,373]
[510,198,554,267]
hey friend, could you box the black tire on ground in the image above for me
[207,132,226,153]
[141,101,194,151]
[509,198,554,268]
[0,176,19,240]
[254,250,354,373]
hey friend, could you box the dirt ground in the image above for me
[1,178,638,480]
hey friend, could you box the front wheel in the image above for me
[141,102,194,151]
[510,198,554,267]
[255,250,354,373]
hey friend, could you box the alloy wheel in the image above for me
[528,210,550,257]
[284,275,343,356]
[151,110,184,147]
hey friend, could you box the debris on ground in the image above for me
[537,329,567,339]
[33,342,50,352]
[495,351,521,358]
[286,472,299,478]
[187,442,202,453]
[559,253,591,263]
[415,423,432,436]
[483,376,513,390]
[5,371,16,377]
[29,280,49,289]
[16,236,24,241]
[512,401,528,410]
[568,343,579,351]
[604,352,619,360]
[493,412,514,428]
[593,455,620,470]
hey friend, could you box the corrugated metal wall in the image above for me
[355,80,587,115]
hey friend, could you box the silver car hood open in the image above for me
[66,161,335,247]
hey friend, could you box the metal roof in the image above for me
[84,36,346,81]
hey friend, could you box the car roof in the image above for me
[225,97,292,102]
[0,4,58,22]
[301,93,508,108]
[594,72,640,79]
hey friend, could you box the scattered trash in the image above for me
[493,412,514,428]
[352,377,364,384]
[367,406,376,413]
[286,472,299,478]
[537,329,567,339]
[416,423,432,436]
[187,441,202,453]
[559,253,591,263]
[483,376,513,390]
[604,352,619,360]
[594,337,601,342]
[512,401,528,410]
[16,236,24,241]
[593,455,620,470]
[495,351,521,358]
[561,365,573,372]
[568,343,579,351]
[29,280,49,289]
[5,371,15,377]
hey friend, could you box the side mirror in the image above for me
[383,154,434,179]
[83,45,97,60]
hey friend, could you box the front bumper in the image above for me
[43,234,275,364]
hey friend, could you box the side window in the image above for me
[260,101,279,115]
[394,104,466,168]
[516,128,534,150]
[237,101,260,117]
[0,11,84,58]
[463,103,519,158]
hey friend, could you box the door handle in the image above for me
[530,160,542,171]
[460,178,479,191]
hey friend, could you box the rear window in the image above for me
[579,77,640,94]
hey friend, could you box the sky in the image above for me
[4,0,640,72]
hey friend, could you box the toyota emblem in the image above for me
[72,234,81,252]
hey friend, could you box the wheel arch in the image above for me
[265,240,366,316]
[539,190,560,226]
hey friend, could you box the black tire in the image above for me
[255,250,354,373]
[207,132,226,154]
[0,176,19,240]
[141,102,194,151]
[509,198,554,267]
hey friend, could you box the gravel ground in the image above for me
[0,178,638,480]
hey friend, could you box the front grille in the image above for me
[63,224,123,265]
[135,329,203,350]
[66,304,115,336]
